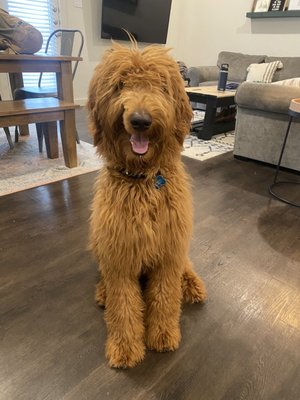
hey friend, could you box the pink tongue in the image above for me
[130,133,149,154]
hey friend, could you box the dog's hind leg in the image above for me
[181,259,206,304]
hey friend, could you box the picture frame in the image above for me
[268,0,287,11]
[252,0,271,12]
[288,0,300,10]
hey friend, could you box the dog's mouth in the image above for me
[130,132,149,155]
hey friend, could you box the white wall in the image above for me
[167,0,300,66]
[58,0,110,104]
[59,0,150,104]
[63,0,300,103]
[1,0,300,103]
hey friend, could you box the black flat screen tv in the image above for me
[101,0,172,44]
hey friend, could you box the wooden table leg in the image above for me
[60,110,77,168]
[56,62,78,167]
[43,121,59,159]
[9,73,29,136]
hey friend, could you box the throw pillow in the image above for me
[246,61,283,83]
[271,77,300,87]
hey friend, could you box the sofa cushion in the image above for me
[217,51,266,82]
[265,56,300,81]
[246,61,283,83]
[272,77,300,87]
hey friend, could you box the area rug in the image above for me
[0,126,234,197]
[0,127,102,197]
[182,131,235,161]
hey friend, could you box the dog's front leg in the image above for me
[103,270,145,368]
[145,263,182,352]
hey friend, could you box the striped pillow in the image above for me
[246,61,283,83]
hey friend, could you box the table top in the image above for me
[186,86,236,98]
[0,53,82,62]
[0,97,80,117]
[0,53,82,74]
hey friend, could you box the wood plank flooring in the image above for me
[0,116,300,399]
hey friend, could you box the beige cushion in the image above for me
[272,77,300,87]
[246,61,283,83]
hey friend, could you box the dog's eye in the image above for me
[114,81,124,92]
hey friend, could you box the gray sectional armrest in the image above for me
[235,82,300,114]
[187,66,219,87]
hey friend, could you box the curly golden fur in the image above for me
[87,42,206,368]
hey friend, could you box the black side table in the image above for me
[269,98,300,207]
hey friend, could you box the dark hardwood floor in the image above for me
[0,111,300,400]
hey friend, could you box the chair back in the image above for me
[38,29,84,86]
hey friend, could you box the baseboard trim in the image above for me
[233,155,300,175]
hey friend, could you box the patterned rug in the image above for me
[183,131,235,161]
[0,127,102,197]
[0,126,234,197]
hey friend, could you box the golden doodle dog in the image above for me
[87,42,206,368]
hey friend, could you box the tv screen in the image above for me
[101,0,172,44]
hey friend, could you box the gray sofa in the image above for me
[187,52,300,171]
[187,51,266,87]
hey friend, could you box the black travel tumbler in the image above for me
[217,63,229,91]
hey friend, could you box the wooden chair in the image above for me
[14,29,84,151]
[0,93,14,149]
[0,97,79,167]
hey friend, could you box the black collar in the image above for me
[119,169,146,179]
[107,167,167,189]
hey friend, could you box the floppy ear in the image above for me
[87,45,123,147]
[87,72,104,147]
[172,73,193,146]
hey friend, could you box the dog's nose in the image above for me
[130,111,152,131]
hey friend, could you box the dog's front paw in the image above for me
[146,326,181,352]
[106,337,145,368]
[182,271,207,304]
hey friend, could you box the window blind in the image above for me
[7,0,60,88]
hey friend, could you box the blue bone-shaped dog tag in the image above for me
[155,175,166,189]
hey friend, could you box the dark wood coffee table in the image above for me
[186,86,236,140]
